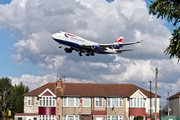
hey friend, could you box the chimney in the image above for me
[56,78,63,88]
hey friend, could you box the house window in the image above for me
[39,97,56,107]
[107,98,122,107]
[63,97,79,107]
[83,98,91,107]
[130,98,145,107]
[107,116,123,120]
[148,109,154,114]
[63,115,79,120]
[39,115,56,120]
[95,98,103,107]
[27,97,35,106]
[129,116,134,120]
[150,98,155,106]
[18,117,22,120]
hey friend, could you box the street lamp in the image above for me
[149,81,152,120]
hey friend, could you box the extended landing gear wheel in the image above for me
[79,53,82,56]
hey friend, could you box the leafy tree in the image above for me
[10,82,29,116]
[134,116,143,120]
[0,77,12,119]
[0,78,29,119]
[149,0,180,61]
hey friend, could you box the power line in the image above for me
[159,71,178,82]
[158,69,180,74]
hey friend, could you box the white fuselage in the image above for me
[52,31,121,54]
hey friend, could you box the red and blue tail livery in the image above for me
[52,31,143,56]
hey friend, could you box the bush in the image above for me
[133,116,144,120]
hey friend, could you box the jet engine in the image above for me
[93,45,100,50]
[64,48,73,53]
[113,44,120,49]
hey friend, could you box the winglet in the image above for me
[137,40,143,43]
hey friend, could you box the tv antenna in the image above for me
[56,73,66,81]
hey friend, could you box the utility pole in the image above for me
[149,81,152,120]
[155,67,158,120]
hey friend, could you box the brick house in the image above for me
[168,92,180,118]
[14,78,160,120]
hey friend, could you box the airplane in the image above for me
[52,31,143,56]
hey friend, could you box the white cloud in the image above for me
[0,0,179,107]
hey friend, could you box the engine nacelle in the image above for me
[113,44,120,49]
[64,48,73,53]
[93,45,100,50]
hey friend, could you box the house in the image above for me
[168,92,180,118]
[14,78,160,120]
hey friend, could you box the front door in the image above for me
[80,115,92,120]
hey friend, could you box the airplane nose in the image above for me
[52,34,56,39]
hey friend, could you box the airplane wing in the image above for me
[99,40,143,47]
[80,40,143,50]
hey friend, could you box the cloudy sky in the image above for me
[0,0,180,107]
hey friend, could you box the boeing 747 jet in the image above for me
[52,31,143,56]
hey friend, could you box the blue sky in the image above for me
[0,0,179,107]
[0,0,174,77]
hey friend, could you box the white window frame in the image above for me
[130,116,134,120]
[107,98,123,107]
[95,98,103,107]
[83,98,91,107]
[63,115,79,120]
[150,98,155,106]
[63,97,79,107]
[148,109,154,114]
[27,97,35,106]
[39,96,56,107]
[107,116,123,120]
[39,115,56,120]
[130,97,145,108]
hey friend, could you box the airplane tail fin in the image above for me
[114,36,124,43]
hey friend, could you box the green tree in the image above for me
[149,0,180,61]
[0,77,12,119]
[134,116,144,120]
[10,82,29,116]
[0,78,29,119]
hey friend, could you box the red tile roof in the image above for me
[169,92,180,100]
[24,82,160,98]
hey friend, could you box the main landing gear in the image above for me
[78,52,95,56]
[79,53,82,56]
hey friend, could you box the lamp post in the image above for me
[168,92,169,116]
[149,81,152,120]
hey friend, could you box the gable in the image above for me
[42,91,53,96]
[130,89,147,98]
[38,88,56,97]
